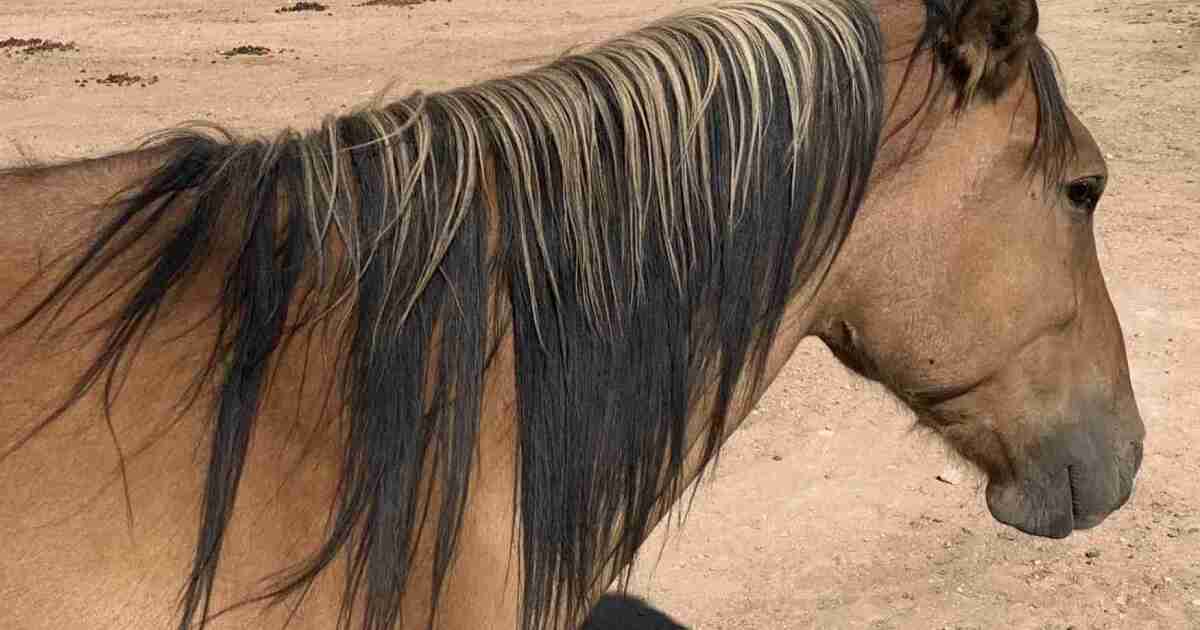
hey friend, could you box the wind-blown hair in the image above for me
[0,0,1079,629]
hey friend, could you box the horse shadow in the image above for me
[581,594,689,629]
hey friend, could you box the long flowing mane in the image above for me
[0,0,1077,629]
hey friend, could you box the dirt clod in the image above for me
[93,73,159,87]
[221,45,271,57]
[20,40,77,55]
[0,37,78,55]
[276,2,328,12]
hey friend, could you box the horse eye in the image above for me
[1065,175,1105,213]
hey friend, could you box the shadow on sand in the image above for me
[581,594,689,629]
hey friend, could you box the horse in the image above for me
[0,0,1145,628]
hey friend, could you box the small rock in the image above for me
[937,468,962,485]
[772,454,783,462]
[1086,549,1102,559]
[937,460,970,485]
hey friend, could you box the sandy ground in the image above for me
[1,0,1197,629]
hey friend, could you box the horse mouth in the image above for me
[1067,463,1119,531]
[984,439,1142,539]
[985,470,1077,539]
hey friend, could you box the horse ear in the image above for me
[942,0,1039,103]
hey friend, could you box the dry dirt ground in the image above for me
[1,1,1197,629]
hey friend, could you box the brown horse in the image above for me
[0,0,1144,629]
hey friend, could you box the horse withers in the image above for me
[0,0,1143,629]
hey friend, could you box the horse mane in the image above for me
[0,0,1077,629]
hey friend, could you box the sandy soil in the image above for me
[1,1,1196,629]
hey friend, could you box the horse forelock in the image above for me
[912,0,1077,188]
[5,1,893,629]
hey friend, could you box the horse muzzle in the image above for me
[984,426,1143,539]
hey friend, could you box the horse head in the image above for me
[814,0,1144,538]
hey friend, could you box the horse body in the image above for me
[0,1,1143,629]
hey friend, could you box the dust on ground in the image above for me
[1,1,1196,628]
